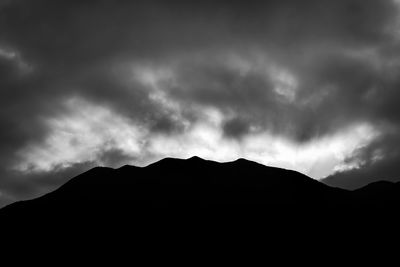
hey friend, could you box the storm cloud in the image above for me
[1,0,400,205]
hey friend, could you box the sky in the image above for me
[1,0,400,206]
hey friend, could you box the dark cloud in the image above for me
[323,132,400,189]
[1,0,400,205]
[223,117,252,139]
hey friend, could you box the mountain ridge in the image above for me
[2,156,400,244]
[0,157,400,222]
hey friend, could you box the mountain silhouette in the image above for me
[2,157,399,215]
[3,156,400,258]
[2,156,400,237]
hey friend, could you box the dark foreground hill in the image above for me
[2,156,400,220]
[2,157,400,257]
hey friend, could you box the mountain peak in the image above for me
[187,156,204,161]
[232,158,253,164]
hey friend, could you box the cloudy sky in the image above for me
[2,0,400,206]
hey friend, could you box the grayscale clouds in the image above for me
[1,0,400,206]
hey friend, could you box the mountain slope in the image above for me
[1,157,399,225]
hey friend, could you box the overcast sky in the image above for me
[1,0,400,206]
